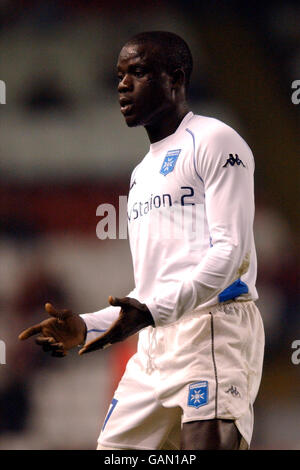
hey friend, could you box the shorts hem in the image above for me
[234,419,250,449]
[98,440,158,451]
[182,414,216,424]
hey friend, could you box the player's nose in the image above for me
[118,74,133,93]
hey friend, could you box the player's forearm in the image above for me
[80,288,138,343]
[80,305,121,344]
[146,242,248,327]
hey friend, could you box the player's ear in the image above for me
[171,68,185,90]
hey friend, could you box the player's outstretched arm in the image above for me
[79,296,154,355]
[18,303,87,357]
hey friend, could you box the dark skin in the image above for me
[19,40,242,450]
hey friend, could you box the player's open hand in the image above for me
[18,303,87,357]
[78,296,154,355]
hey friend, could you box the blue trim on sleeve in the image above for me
[185,128,204,183]
[218,279,249,302]
[87,329,107,334]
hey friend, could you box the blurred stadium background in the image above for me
[0,0,299,450]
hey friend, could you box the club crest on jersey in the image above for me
[160,149,181,176]
[187,381,208,409]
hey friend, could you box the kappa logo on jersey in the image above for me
[130,179,136,191]
[222,153,245,168]
[187,381,208,408]
[160,149,181,176]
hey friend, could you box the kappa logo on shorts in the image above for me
[160,149,181,176]
[187,381,208,409]
[225,385,241,398]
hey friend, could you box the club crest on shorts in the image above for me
[187,381,208,408]
[160,149,181,176]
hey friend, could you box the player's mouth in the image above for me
[119,97,134,115]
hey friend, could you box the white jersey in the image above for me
[82,112,258,339]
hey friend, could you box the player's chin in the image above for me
[122,112,142,128]
[124,117,140,127]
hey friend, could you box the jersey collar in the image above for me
[149,111,194,154]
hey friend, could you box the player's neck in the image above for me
[145,103,190,144]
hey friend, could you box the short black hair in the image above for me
[125,31,193,92]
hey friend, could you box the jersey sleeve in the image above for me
[146,124,255,327]
[80,288,138,343]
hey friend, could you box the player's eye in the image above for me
[134,68,146,78]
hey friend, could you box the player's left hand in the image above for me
[78,296,154,355]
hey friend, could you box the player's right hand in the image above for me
[18,303,87,357]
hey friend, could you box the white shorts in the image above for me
[98,300,265,450]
